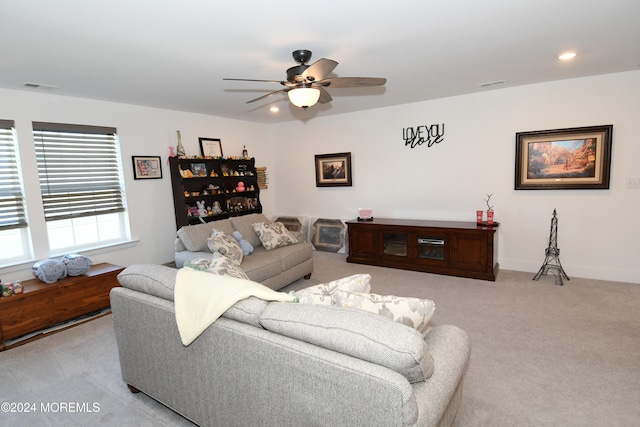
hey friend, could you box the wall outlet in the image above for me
[625,178,640,189]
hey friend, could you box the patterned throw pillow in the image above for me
[185,253,249,280]
[207,229,243,266]
[296,274,371,305]
[251,222,298,250]
[333,290,436,335]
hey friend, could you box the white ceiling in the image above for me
[2,0,639,124]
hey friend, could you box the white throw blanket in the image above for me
[174,268,296,345]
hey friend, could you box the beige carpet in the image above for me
[1,251,638,426]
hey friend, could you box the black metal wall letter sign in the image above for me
[403,124,445,148]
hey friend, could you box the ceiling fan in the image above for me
[223,49,386,109]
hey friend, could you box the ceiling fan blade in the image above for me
[319,77,387,88]
[317,86,332,104]
[302,58,338,82]
[224,78,284,84]
[246,89,286,104]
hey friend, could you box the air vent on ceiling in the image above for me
[478,80,505,88]
[23,82,59,89]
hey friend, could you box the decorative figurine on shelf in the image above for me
[176,130,185,157]
[196,201,208,217]
[242,145,249,159]
[179,167,194,178]
[211,201,223,215]
[236,181,245,192]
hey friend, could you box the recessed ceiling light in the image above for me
[558,52,577,60]
[269,106,279,113]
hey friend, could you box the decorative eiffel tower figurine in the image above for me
[533,209,570,286]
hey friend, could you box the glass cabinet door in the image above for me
[417,237,446,260]
[382,232,408,257]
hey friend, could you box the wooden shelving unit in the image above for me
[169,156,262,229]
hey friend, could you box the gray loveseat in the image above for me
[111,264,471,427]
[174,213,313,289]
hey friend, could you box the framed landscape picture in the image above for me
[315,152,352,187]
[132,156,162,180]
[515,125,613,190]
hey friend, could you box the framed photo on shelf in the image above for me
[515,125,613,190]
[132,156,162,180]
[315,152,352,187]
[199,138,223,158]
[190,163,207,177]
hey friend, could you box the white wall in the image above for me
[268,71,640,283]
[1,70,638,284]
[0,89,272,282]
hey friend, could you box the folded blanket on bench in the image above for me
[174,267,295,345]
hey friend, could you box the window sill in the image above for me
[0,239,139,272]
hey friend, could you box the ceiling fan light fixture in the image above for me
[558,51,577,60]
[288,87,320,109]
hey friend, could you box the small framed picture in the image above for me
[190,163,207,177]
[132,156,162,180]
[315,152,353,187]
[199,138,223,158]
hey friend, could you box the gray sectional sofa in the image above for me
[111,264,471,427]
[174,213,313,289]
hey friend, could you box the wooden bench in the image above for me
[0,263,123,351]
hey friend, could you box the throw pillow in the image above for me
[208,252,250,279]
[207,229,243,266]
[333,290,436,335]
[251,221,298,250]
[295,273,372,305]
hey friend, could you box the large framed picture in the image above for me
[132,156,162,180]
[515,125,613,190]
[315,152,352,187]
[199,137,223,158]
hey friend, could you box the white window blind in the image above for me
[0,119,27,231]
[33,122,126,221]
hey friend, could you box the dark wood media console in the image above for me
[346,218,499,281]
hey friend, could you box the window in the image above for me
[0,119,31,264]
[33,122,129,252]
